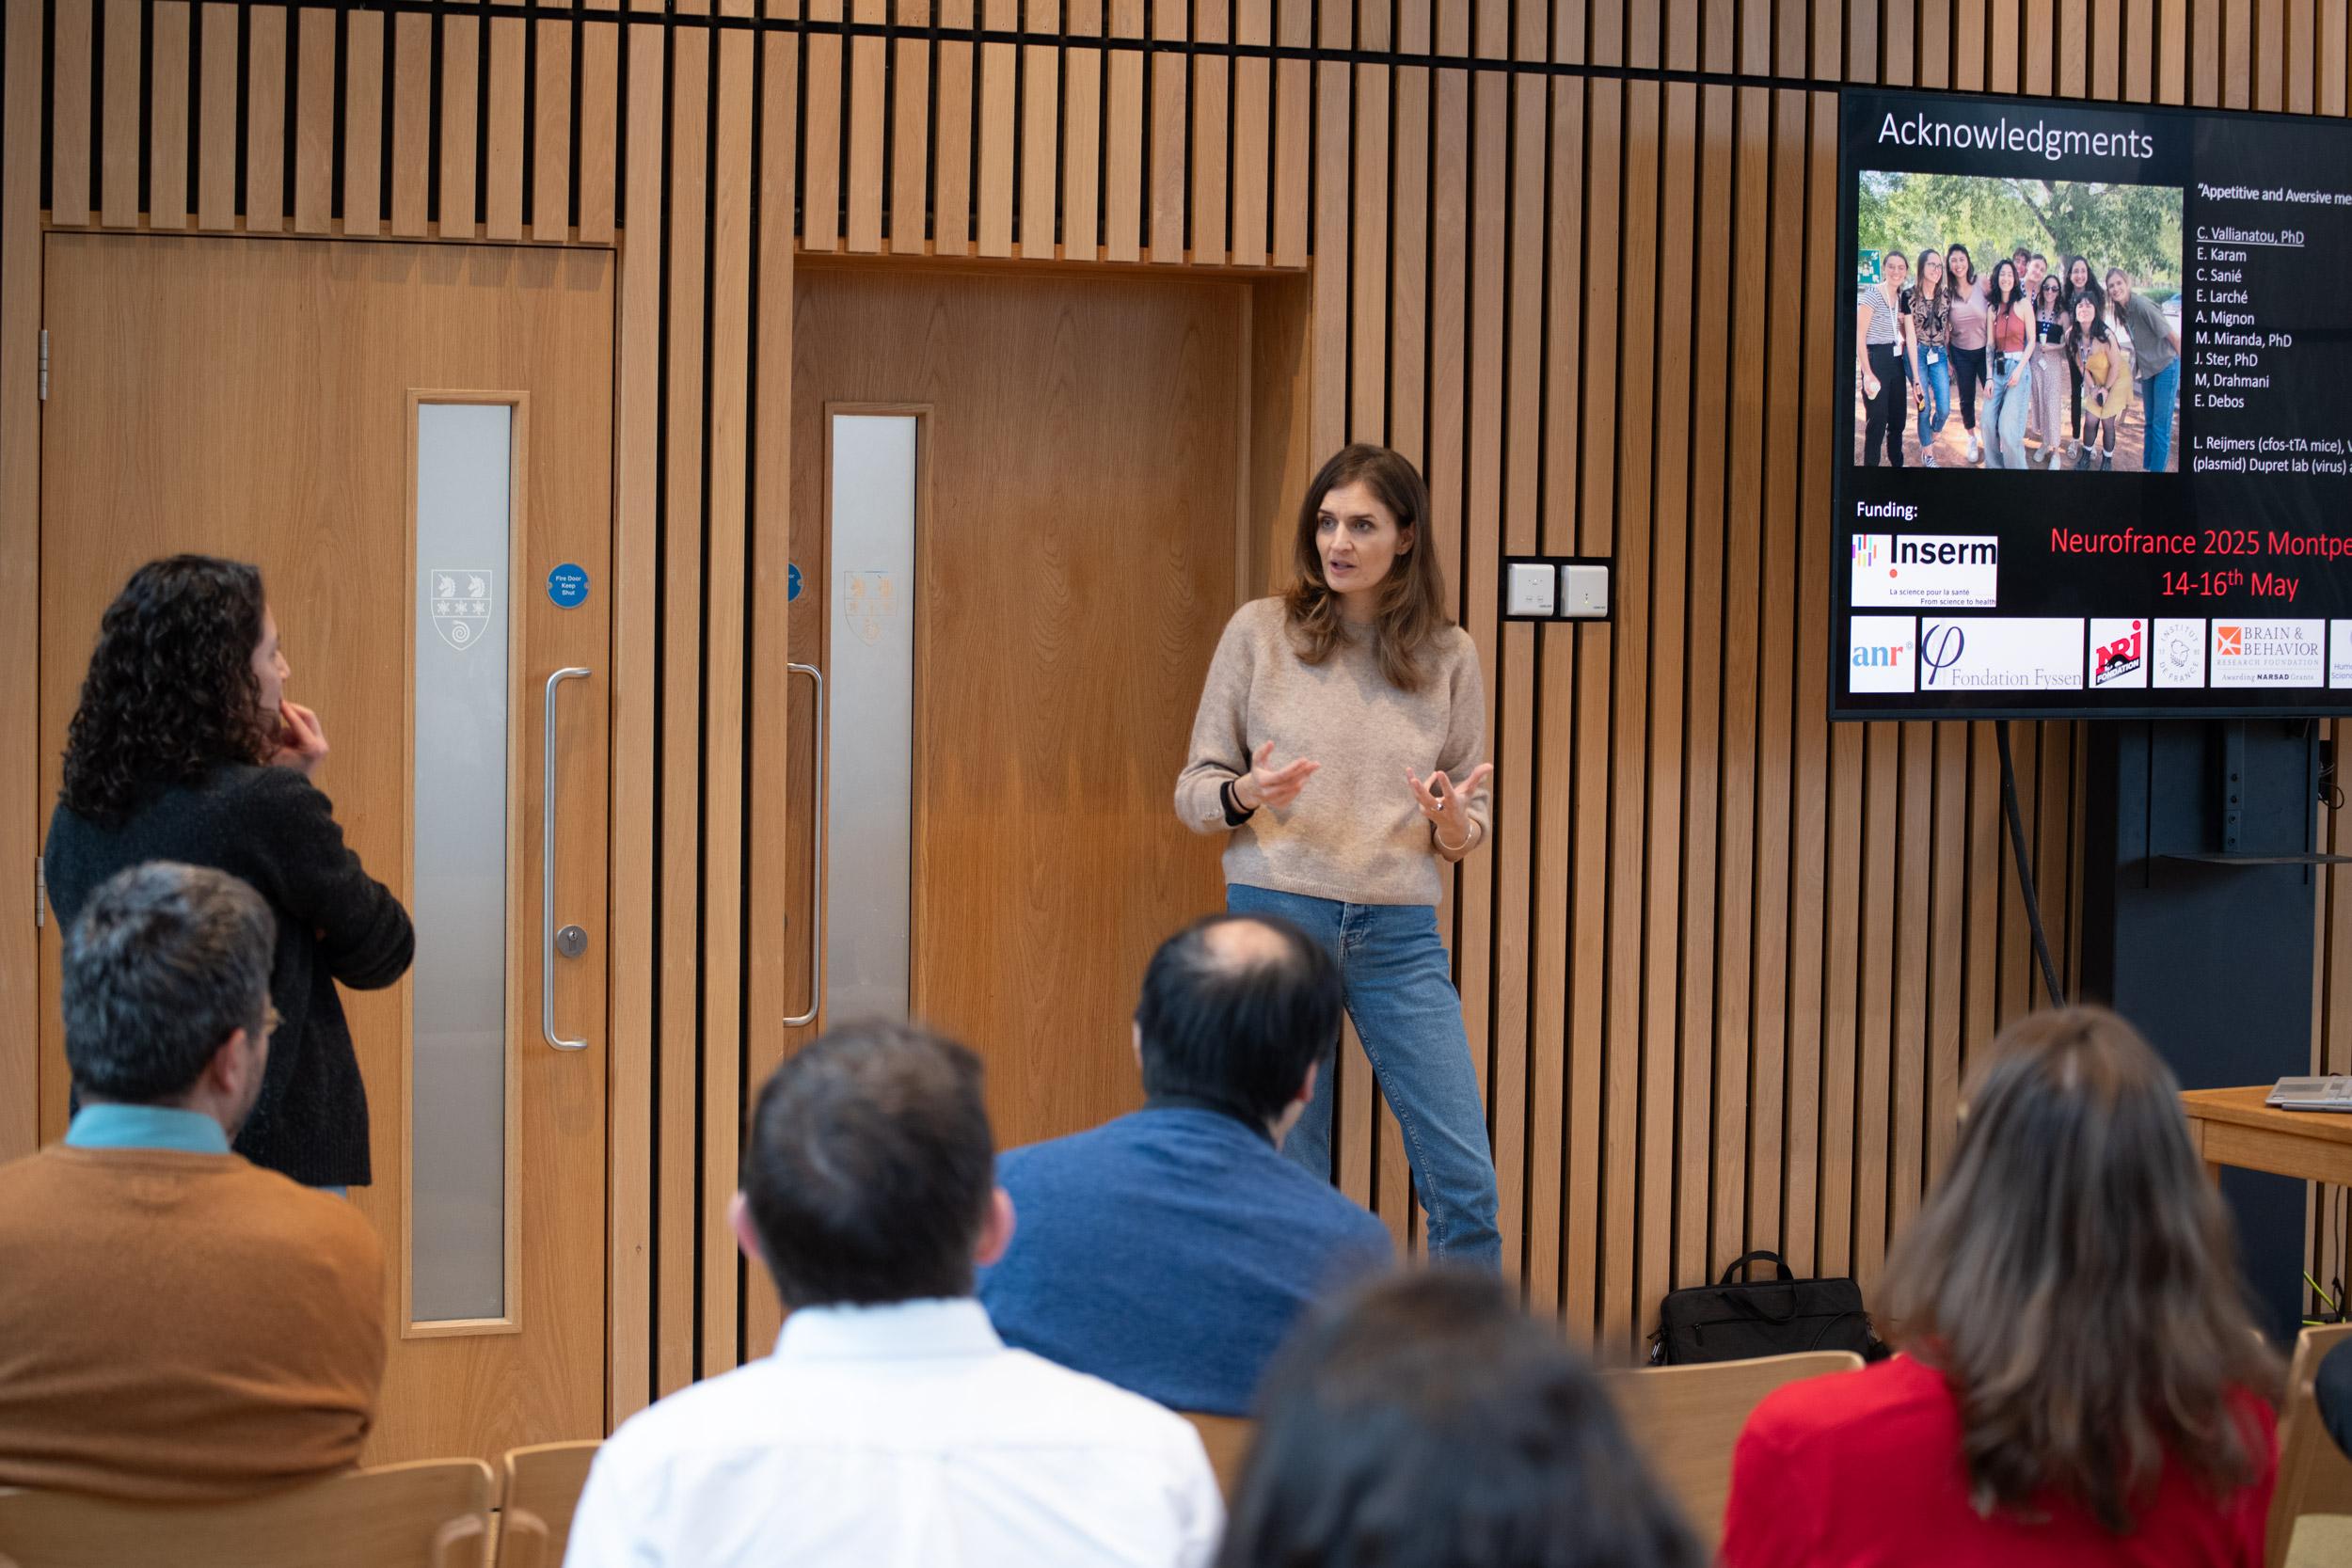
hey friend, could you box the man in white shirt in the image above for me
[564,1020,1223,1568]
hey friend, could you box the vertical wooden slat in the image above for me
[246,5,287,230]
[1105,0,1145,261]
[1020,20,1059,258]
[1061,0,1103,261]
[578,8,619,244]
[699,13,754,1376]
[1991,0,2020,88]
[293,1,334,232]
[1687,81,1735,1279]
[977,0,1015,256]
[1651,81,1700,1297]
[1884,0,1915,83]
[100,0,138,227]
[611,0,667,1420]
[1349,60,1387,439]
[1229,2,1268,263]
[344,8,383,238]
[1530,72,1582,1316]
[1149,0,1187,262]
[1725,82,1773,1274]
[893,0,935,252]
[1853,726,1900,1288]
[2320,0,2346,114]
[933,0,973,255]
[198,3,237,229]
[532,7,573,243]
[2058,0,2088,95]
[151,3,192,230]
[2026,0,2056,92]
[1921,0,1950,84]
[391,12,432,237]
[1566,76,1617,1343]
[2128,0,2156,98]
[2286,0,2315,111]
[2260,0,2289,108]
[846,0,887,252]
[656,14,709,1397]
[0,0,43,1164]
[1927,724,1968,1182]
[1958,0,1987,87]
[802,0,843,252]
[441,13,479,237]
[1488,66,1547,1289]
[52,0,94,226]
[485,7,527,241]
[1272,0,1309,267]
[1190,0,1229,264]
[2162,0,2191,102]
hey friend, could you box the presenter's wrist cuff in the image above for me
[1221,780,1258,827]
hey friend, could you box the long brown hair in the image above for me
[1880,1007,2279,1533]
[1281,444,1453,691]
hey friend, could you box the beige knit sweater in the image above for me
[1176,597,1490,907]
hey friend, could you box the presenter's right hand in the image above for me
[1234,740,1318,811]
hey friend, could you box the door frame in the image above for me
[0,219,663,1435]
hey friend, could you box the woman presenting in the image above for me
[45,555,414,1192]
[1176,444,1501,1267]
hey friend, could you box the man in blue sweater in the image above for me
[980,913,1395,1416]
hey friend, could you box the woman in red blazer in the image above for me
[1722,1007,2280,1568]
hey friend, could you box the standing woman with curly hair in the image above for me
[1176,444,1501,1267]
[44,556,413,1192]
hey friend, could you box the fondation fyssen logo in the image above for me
[431,569,493,651]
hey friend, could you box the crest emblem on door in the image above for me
[841,571,895,646]
[430,568,495,651]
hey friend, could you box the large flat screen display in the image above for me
[1834,88,2352,719]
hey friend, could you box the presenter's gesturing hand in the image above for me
[1408,764,1494,853]
[1235,740,1319,811]
[271,701,330,779]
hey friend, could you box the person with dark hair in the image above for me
[1721,1007,2280,1568]
[1982,258,2036,470]
[0,863,385,1500]
[1217,1270,1703,1568]
[564,1021,1223,1568]
[1175,443,1501,1268]
[2027,272,2074,467]
[44,555,412,1192]
[981,914,1393,1415]
[2068,288,2132,472]
[1904,247,1953,467]
[1945,244,1990,465]
[2064,254,2098,455]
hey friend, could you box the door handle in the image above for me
[785,662,826,1028]
[544,666,592,1052]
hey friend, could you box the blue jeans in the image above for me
[1913,352,1951,451]
[1226,884,1503,1269]
[2137,356,2180,472]
[1985,353,2032,469]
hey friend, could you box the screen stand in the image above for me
[2079,719,2323,1342]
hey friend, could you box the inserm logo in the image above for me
[1851,534,2000,609]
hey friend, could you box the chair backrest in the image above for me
[1604,1351,1864,1554]
[0,1458,494,1568]
[2268,1323,2352,1568]
[492,1441,602,1568]
[1179,1412,1256,1500]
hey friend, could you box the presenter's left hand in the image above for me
[1408,764,1493,852]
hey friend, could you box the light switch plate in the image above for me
[1560,563,1609,618]
[1505,561,1557,617]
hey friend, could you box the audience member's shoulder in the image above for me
[993,1344,1210,1454]
[996,1121,1118,1182]
[1745,1352,1937,1453]
[223,1160,380,1259]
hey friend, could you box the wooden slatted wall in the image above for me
[10,0,2352,1418]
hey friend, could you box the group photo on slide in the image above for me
[1852,172,2185,472]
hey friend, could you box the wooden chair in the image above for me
[0,1458,494,1568]
[491,1442,602,1568]
[1603,1351,1864,1554]
[1179,1412,1256,1500]
[2268,1323,2352,1568]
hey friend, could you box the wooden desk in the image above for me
[2181,1086,2352,1188]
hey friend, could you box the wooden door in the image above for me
[38,233,612,1463]
[768,261,1241,1147]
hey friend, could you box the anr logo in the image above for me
[1848,615,1916,694]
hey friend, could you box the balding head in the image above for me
[1135,912,1343,1128]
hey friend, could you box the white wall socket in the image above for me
[1505,561,1557,617]
[1560,563,1609,618]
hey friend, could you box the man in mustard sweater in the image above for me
[0,862,384,1500]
